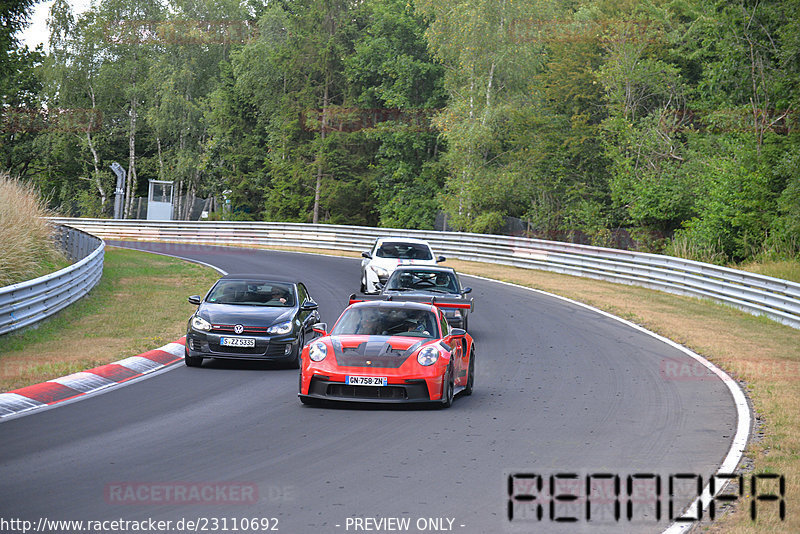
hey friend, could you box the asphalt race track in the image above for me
[0,242,741,534]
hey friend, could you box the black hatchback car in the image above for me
[185,275,320,368]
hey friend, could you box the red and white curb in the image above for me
[0,337,186,420]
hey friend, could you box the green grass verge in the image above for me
[0,247,220,392]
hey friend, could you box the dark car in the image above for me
[185,274,320,368]
[381,266,473,330]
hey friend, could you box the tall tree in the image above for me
[42,0,112,212]
[98,0,164,218]
[417,0,551,232]
[0,0,37,78]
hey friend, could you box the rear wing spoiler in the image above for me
[348,293,474,311]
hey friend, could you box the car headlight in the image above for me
[267,321,293,335]
[309,341,327,362]
[371,265,390,278]
[417,346,440,366]
[191,315,212,332]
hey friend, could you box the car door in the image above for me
[296,283,320,339]
[440,310,468,386]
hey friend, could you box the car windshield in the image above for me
[375,242,433,260]
[206,280,295,307]
[386,270,458,293]
[331,307,439,338]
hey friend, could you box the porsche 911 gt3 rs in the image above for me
[298,298,475,407]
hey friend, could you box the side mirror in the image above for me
[436,255,446,263]
[188,295,202,305]
[300,299,319,311]
[462,287,472,294]
[450,328,466,337]
[312,323,328,336]
[361,251,372,259]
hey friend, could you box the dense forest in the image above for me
[1,0,799,264]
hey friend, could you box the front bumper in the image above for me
[186,330,299,361]
[300,376,435,403]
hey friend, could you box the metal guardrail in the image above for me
[48,218,800,329]
[0,225,104,336]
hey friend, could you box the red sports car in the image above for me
[298,298,475,407]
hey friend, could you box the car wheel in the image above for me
[463,347,475,396]
[185,354,203,367]
[289,332,303,369]
[462,314,469,332]
[440,364,454,408]
[299,396,317,406]
[360,277,367,294]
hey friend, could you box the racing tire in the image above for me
[462,315,469,332]
[299,396,317,406]
[440,365,454,409]
[463,347,475,396]
[360,277,367,294]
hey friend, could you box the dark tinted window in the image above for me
[386,270,458,292]
[332,307,439,338]
[206,280,295,307]
[375,242,433,260]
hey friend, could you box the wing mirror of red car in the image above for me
[312,323,328,336]
[450,328,466,337]
[188,295,202,305]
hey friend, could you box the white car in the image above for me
[360,237,446,294]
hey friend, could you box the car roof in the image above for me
[218,274,300,284]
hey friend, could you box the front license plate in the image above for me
[346,376,388,386]
[220,337,256,347]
